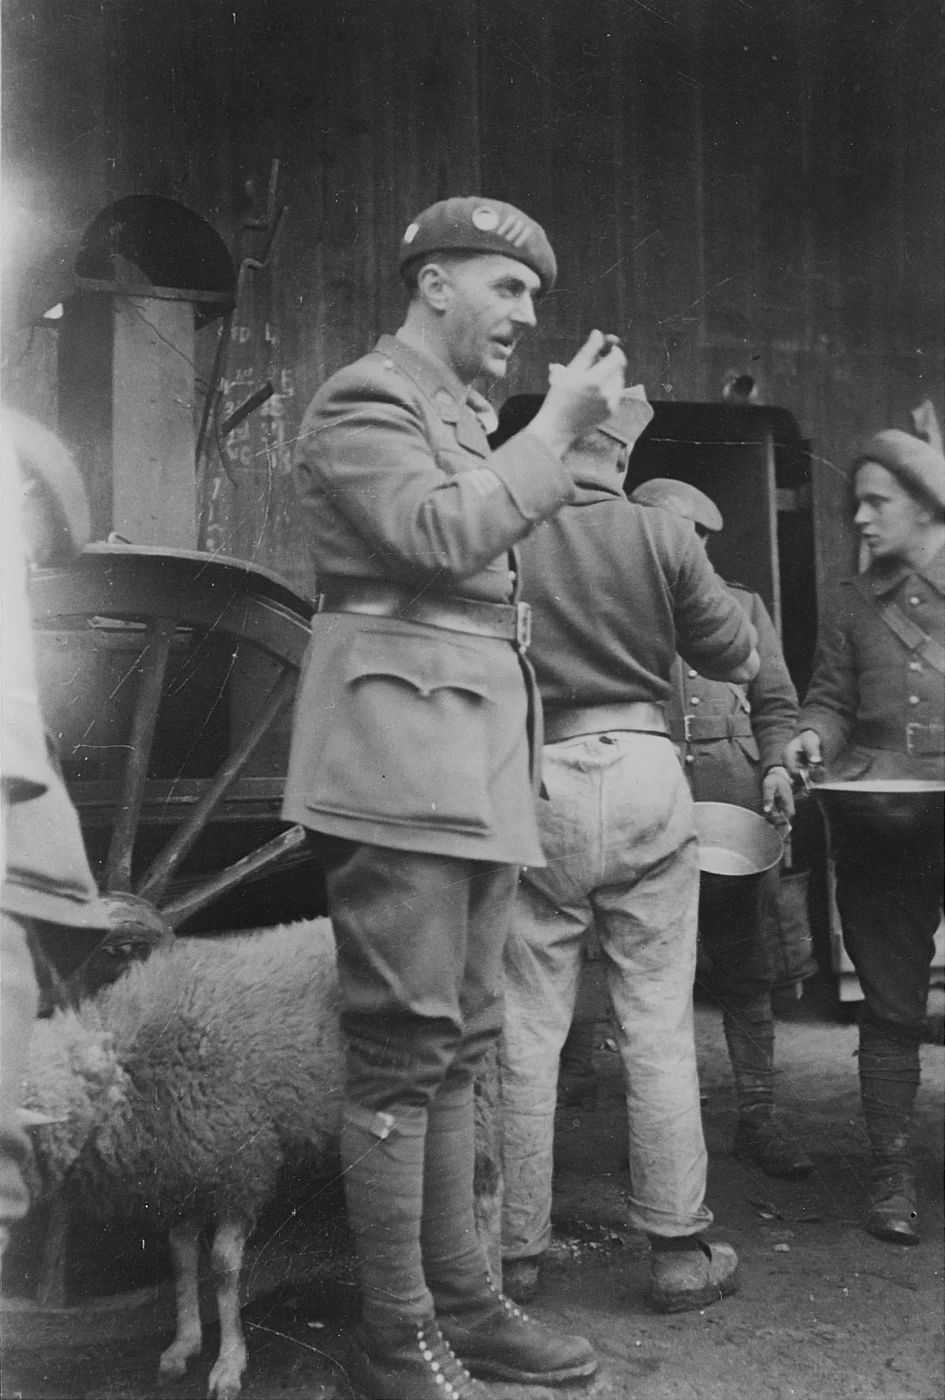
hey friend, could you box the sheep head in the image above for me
[22,1004,129,1193]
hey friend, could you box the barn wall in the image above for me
[3,0,942,608]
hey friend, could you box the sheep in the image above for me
[22,917,345,1400]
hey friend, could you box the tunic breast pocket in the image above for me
[308,629,497,832]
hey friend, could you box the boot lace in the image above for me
[415,1320,485,1397]
[484,1273,533,1325]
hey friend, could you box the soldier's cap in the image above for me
[628,478,724,533]
[854,429,945,516]
[399,197,557,294]
[490,388,653,452]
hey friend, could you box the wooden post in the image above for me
[58,292,197,548]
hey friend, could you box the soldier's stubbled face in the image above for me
[434,254,541,383]
[854,461,934,564]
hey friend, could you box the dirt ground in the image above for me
[2,976,943,1400]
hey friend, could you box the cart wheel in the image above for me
[29,544,315,932]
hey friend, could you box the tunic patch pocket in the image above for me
[307,629,496,831]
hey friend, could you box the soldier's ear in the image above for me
[416,261,452,313]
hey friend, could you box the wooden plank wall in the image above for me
[3,0,942,611]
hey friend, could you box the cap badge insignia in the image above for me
[403,222,420,243]
[471,205,500,231]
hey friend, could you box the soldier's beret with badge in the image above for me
[855,429,945,516]
[628,478,724,534]
[399,197,557,293]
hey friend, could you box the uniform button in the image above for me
[909,660,923,672]
[909,595,921,606]
[383,358,395,369]
[690,696,700,705]
[688,669,698,678]
[684,754,695,764]
[908,694,920,706]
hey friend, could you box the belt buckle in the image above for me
[516,601,532,651]
[684,713,693,743]
[906,721,923,755]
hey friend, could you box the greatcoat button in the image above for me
[690,696,700,705]
[688,669,698,678]
[909,595,921,606]
[909,660,922,672]
[908,695,920,706]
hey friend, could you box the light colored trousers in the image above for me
[499,731,713,1257]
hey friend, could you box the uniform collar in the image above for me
[376,333,489,456]
[380,333,468,417]
[863,543,945,597]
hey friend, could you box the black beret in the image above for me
[399,197,557,293]
[628,478,724,533]
[855,429,945,515]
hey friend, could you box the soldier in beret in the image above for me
[283,196,625,1397]
[784,428,945,1246]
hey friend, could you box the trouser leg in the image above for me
[325,846,511,1329]
[699,867,778,1115]
[832,822,941,1243]
[699,864,812,1176]
[722,998,775,1115]
[596,831,713,1237]
[858,1021,920,1170]
[498,877,587,1262]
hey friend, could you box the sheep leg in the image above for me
[159,1218,203,1380]
[206,1216,249,1400]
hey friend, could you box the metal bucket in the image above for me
[693,801,784,877]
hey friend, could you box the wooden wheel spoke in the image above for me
[135,665,297,904]
[159,824,309,928]
[104,616,177,893]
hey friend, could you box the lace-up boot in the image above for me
[438,1273,597,1385]
[350,1317,496,1400]
[421,1081,597,1385]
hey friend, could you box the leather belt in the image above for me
[543,701,669,744]
[855,720,945,756]
[681,713,754,743]
[316,578,532,650]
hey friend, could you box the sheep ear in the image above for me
[18,1107,68,1127]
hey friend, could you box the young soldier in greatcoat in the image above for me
[283,197,626,1398]
[784,429,945,1247]
[630,479,811,1179]
[489,395,761,1314]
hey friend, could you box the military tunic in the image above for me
[798,548,945,784]
[667,584,798,813]
[282,333,575,866]
[282,332,581,1116]
[797,546,944,1035]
